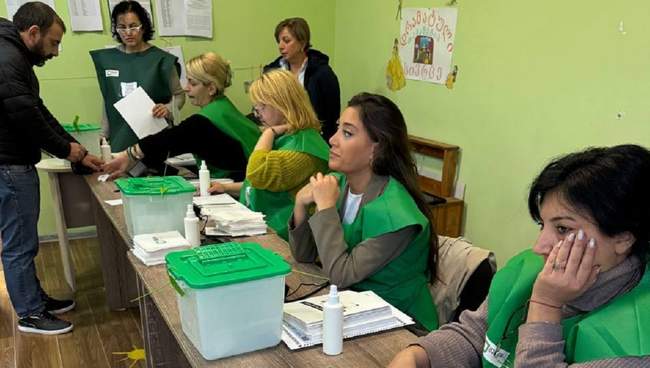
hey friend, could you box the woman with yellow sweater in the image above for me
[209,69,330,239]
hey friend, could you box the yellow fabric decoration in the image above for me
[386,39,406,91]
[113,348,146,368]
[445,65,459,89]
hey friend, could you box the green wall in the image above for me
[333,0,650,264]
[0,0,336,237]
[4,0,650,266]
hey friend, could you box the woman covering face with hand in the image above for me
[289,93,440,331]
[389,144,650,368]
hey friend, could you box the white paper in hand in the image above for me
[113,87,168,139]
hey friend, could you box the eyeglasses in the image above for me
[116,24,143,34]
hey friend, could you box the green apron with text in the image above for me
[196,96,260,178]
[483,250,650,367]
[90,46,180,151]
[337,174,438,331]
[240,128,329,240]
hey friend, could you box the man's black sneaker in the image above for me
[18,312,74,335]
[44,297,75,315]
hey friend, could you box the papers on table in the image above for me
[113,87,168,139]
[192,193,237,207]
[196,194,267,237]
[132,230,190,266]
[104,199,123,206]
[281,290,414,350]
[165,153,196,167]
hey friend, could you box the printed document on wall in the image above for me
[6,0,56,19]
[68,0,103,31]
[399,8,458,84]
[155,0,212,38]
[161,46,187,87]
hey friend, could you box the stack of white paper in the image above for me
[132,230,191,266]
[281,290,414,350]
[196,194,267,237]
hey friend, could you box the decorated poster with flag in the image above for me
[399,8,458,84]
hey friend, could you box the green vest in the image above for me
[240,128,329,240]
[195,96,260,178]
[90,46,180,151]
[337,174,438,331]
[483,250,650,367]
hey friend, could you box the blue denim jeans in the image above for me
[0,164,46,317]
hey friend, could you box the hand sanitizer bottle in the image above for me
[323,285,343,355]
[199,160,210,197]
[100,137,112,161]
[183,204,200,247]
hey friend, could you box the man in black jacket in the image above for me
[0,2,102,335]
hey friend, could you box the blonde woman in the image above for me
[210,69,330,239]
[102,52,260,180]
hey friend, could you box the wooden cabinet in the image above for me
[409,135,464,237]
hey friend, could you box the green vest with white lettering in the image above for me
[482,250,650,367]
[240,128,329,240]
[90,46,180,151]
[336,174,438,331]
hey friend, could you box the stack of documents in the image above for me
[195,194,267,237]
[281,290,414,350]
[132,231,191,266]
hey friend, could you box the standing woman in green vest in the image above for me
[101,52,260,181]
[90,0,185,152]
[288,93,439,332]
[209,69,330,240]
[389,145,650,368]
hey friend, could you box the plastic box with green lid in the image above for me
[115,176,195,237]
[166,242,291,360]
[61,122,101,155]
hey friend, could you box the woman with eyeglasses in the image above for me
[101,52,259,181]
[209,69,330,240]
[389,145,650,367]
[90,0,185,152]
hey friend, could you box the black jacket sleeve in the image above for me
[0,58,71,158]
[139,114,248,176]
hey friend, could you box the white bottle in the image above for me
[183,204,200,247]
[100,137,112,161]
[322,285,343,355]
[199,161,210,197]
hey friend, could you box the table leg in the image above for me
[47,172,76,292]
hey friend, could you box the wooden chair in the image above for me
[409,135,463,237]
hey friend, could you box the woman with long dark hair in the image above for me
[289,93,439,331]
[389,144,650,367]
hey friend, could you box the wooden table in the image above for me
[86,172,417,367]
[36,158,95,291]
[84,173,139,310]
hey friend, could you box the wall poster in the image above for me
[399,8,458,84]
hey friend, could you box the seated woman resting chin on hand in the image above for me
[389,144,650,368]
